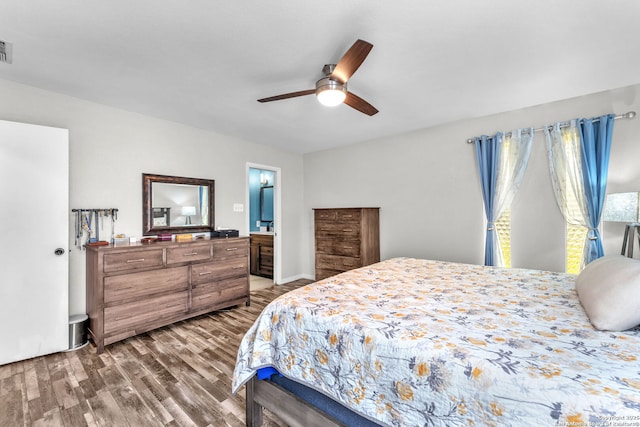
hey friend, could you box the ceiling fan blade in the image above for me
[258,89,315,103]
[344,92,378,116]
[330,39,373,84]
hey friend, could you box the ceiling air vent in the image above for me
[0,40,13,64]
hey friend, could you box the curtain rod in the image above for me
[465,111,636,144]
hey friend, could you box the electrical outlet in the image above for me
[256,220,260,227]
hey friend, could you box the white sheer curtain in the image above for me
[491,128,534,267]
[544,121,589,268]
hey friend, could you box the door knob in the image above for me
[54,248,65,256]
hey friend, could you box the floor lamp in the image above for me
[603,192,640,258]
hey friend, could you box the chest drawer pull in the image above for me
[232,265,244,269]
[342,229,354,232]
[343,246,353,249]
[198,271,212,276]
[226,247,238,251]
[183,252,199,256]
[126,258,145,263]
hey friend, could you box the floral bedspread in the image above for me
[232,258,640,426]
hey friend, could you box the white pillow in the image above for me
[575,254,640,331]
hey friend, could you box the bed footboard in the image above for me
[245,376,344,427]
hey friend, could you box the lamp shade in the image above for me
[603,192,640,223]
[181,206,196,216]
[316,77,347,107]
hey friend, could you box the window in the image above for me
[566,223,587,274]
[495,124,587,274]
[496,209,512,268]
[560,125,588,274]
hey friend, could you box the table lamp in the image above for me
[603,192,640,257]
[181,206,196,225]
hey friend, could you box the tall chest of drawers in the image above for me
[313,208,380,280]
[86,237,249,353]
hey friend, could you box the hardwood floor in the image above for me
[0,279,313,427]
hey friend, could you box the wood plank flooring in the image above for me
[0,280,313,427]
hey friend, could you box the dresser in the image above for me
[250,233,273,278]
[86,237,249,353]
[314,208,380,280]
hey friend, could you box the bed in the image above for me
[232,257,640,426]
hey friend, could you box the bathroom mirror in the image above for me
[142,173,215,236]
[260,185,274,222]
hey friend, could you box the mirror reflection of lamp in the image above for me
[181,206,196,225]
[603,192,640,257]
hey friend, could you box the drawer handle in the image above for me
[199,271,212,276]
[126,258,145,263]
[342,229,354,232]
[183,252,199,256]
[320,228,331,231]
[342,215,353,218]
[232,266,244,269]
[343,246,353,249]
[226,247,238,251]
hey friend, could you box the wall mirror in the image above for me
[142,173,215,236]
[260,185,274,222]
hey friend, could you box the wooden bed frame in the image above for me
[245,376,345,427]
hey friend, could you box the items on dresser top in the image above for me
[72,208,119,249]
[212,229,239,238]
[313,207,380,280]
[86,237,249,353]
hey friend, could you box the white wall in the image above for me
[303,84,640,275]
[0,79,307,315]
[2,77,639,315]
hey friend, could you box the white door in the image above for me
[0,120,69,365]
[247,163,281,284]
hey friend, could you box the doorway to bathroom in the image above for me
[247,164,281,288]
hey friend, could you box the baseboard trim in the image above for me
[277,273,314,285]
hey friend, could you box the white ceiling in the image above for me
[1,1,640,153]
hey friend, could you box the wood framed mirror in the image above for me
[142,173,215,236]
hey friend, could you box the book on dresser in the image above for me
[313,207,380,280]
[85,237,250,353]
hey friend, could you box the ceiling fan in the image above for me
[257,39,378,116]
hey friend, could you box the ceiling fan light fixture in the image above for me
[316,77,347,107]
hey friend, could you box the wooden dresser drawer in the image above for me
[191,258,248,285]
[336,209,362,222]
[212,238,249,259]
[192,277,248,312]
[314,208,361,223]
[166,243,211,264]
[316,254,361,271]
[250,233,273,246]
[104,291,188,335]
[103,249,164,273]
[104,266,188,304]
[316,239,360,257]
[315,222,361,238]
[314,210,337,221]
